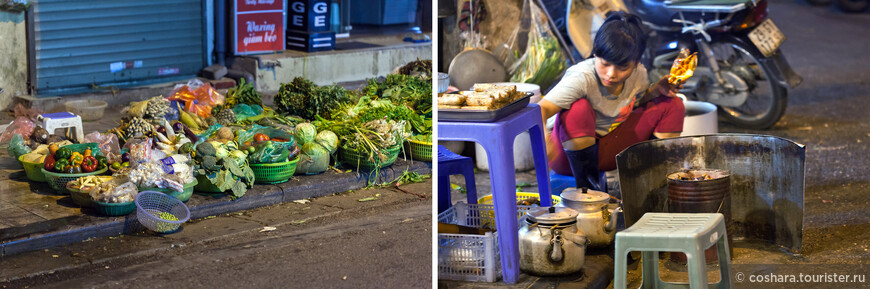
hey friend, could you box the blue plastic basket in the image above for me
[135,191,191,233]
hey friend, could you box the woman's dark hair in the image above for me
[592,11,646,66]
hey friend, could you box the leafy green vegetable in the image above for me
[226,78,263,107]
[274,77,354,120]
[510,36,566,92]
[362,74,432,116]
[395,171,430,186]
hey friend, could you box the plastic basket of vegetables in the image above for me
[90,181,138,216]
[340,144,402,170]
[244,136,300,184]
[40,143,109,194]
[138,178,198,202]
[250,157,299,184]
[136,191,190,233]
[18,154,48,183]
[65,176,113,208]
[404,135,432,162]
[43,167,108,194]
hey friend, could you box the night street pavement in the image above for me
[0,180,432,289]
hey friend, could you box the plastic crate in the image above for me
[18,155,47,183]
[42,167,108,194]
[250,157,300,184]
[339,145,402,170]
[405,138,432,162]
[438,202,501,282]
[475,192,562,228]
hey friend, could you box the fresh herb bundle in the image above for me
[274,77,354,120]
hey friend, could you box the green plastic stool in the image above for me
[614,213,732,289]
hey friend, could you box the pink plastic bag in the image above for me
[0,104,41,143]
[0,103,42,143]
[84,131,121,156]
[0,118,35,144]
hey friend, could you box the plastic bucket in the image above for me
[681,99,718,136]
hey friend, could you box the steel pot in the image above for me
[558,187,622,247]
[519,206,588,276]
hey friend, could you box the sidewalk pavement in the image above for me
[0,105,431,258]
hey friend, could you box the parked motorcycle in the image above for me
[566,0,802,129]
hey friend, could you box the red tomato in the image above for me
[253,133,270,143]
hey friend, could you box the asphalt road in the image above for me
[0,180,433,289]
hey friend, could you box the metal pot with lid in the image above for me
[519,206,588,276]
[558,187,622,247]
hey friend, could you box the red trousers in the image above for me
[548,96,685,174]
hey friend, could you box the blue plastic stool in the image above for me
[438,104,552,284]
[437,145,478,213]
[549,170,608,196]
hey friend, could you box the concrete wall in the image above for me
[254,44,432,92]
[0,10,27,110]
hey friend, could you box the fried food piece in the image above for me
[460,106,492,110]
[465,95,495,107]
[438,93,466,105]
[438,104,463,109]
[669,48,698,85]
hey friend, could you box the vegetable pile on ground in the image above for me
[192,140,255,199]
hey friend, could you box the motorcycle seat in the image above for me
[629,0,750,29]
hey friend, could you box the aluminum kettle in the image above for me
[519,206,588,276]
[558,187,622,248]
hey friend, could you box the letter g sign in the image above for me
[291,2,304,13]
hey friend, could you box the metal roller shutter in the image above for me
[30,0,206,95]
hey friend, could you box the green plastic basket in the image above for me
[250,157,299,184]
[405,139,432,162]
[340,145,402,170]
[67,185,95,208]
[94,200,136,216]
[42,167,108,194]
[138,178,199,202]
[18,155,48,183]
[62,143,101,155]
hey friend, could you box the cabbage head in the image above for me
[314,130,338,154]
[296,142,329,174]
[295,123,317,145]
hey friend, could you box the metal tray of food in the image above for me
[439,92,532,122]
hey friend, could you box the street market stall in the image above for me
[1,60,433,233]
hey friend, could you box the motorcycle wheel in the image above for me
[837,0,869,12]
[711,41,788,130]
